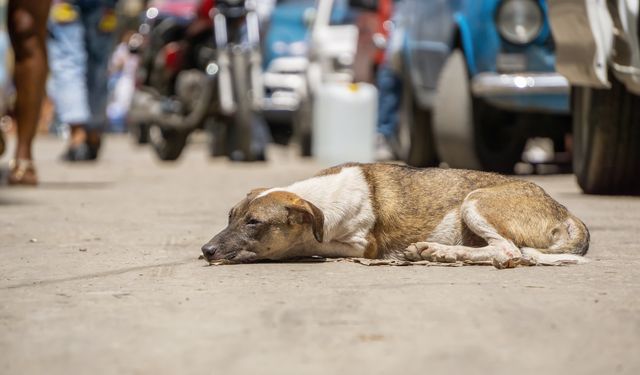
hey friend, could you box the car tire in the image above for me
[398,70,438,167]
[572,75,640,195]
[149,124,189,161]
[433,50,525,173]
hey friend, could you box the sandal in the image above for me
[8,159,38,186]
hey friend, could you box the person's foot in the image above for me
[62,142,99,162]
[375,134,395,161]
[8,159,38,186]
[64,126,101,162]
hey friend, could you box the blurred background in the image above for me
[0,0,639,194]
[2,2,640,373]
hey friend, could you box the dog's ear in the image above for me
[287,199,324,243]
[246,188,269,200]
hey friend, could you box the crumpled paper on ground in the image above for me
[201,255,492,267]
[343,258,475,267]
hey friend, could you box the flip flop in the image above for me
[8,159,38,186]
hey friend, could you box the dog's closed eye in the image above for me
[246,218,262,226]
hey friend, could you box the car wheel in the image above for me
[433,50,525,173]
[398,70,438,167]
[572,75,640,195]
[149,124,189,161]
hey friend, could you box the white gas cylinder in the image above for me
[312,82,378,165]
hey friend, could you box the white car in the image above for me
[548,0,640,195]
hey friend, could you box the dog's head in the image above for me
[201,188,324,263]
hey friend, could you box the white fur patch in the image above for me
[426,209,462,245]
[258,167,375,255]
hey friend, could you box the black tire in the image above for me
[149,125,189,161]
[572,75,640,195]
[398,69,438,167]
[293,97,313,157]
[433,50,525,173]
[473,98,526,173]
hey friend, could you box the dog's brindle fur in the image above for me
[202,163,589,268]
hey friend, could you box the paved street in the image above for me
[1,135,639,375]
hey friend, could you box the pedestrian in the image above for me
[375,0,406,161]
[47,0,117,161]
[5,0,51,185]
[106,30,139,133]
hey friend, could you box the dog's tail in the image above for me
[520,247,589,266]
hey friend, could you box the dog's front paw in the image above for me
[492,257,521,269]
[404,242,459,263]
[403,243,422,261]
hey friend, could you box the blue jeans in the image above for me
[47,1,115,131]
[376,61,402,139]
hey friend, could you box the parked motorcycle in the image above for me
[128,0,265,161]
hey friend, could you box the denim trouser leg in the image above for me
[47,3,114,131]
[47,19,91,125]
[83,5,114,131]
[376,62,403,139]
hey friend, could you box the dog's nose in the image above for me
[201,243,218,260]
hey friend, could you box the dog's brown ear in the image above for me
[246,188,269,200]
[287,199,324,243]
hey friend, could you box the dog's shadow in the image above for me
[200,255,329,266]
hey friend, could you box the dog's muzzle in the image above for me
[201,243,220,262]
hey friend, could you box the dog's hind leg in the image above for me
[405,197,522,268]
[405,181,589,268]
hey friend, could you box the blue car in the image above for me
[263,0,315,69]
[262,0,315,128]
[399,0,570,173]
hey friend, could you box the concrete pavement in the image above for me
[1,135,639,375]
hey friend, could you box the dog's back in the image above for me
[320,163,588,261]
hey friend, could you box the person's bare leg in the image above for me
[8,0,51,184]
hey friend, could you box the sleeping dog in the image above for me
[202,163,589,268]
